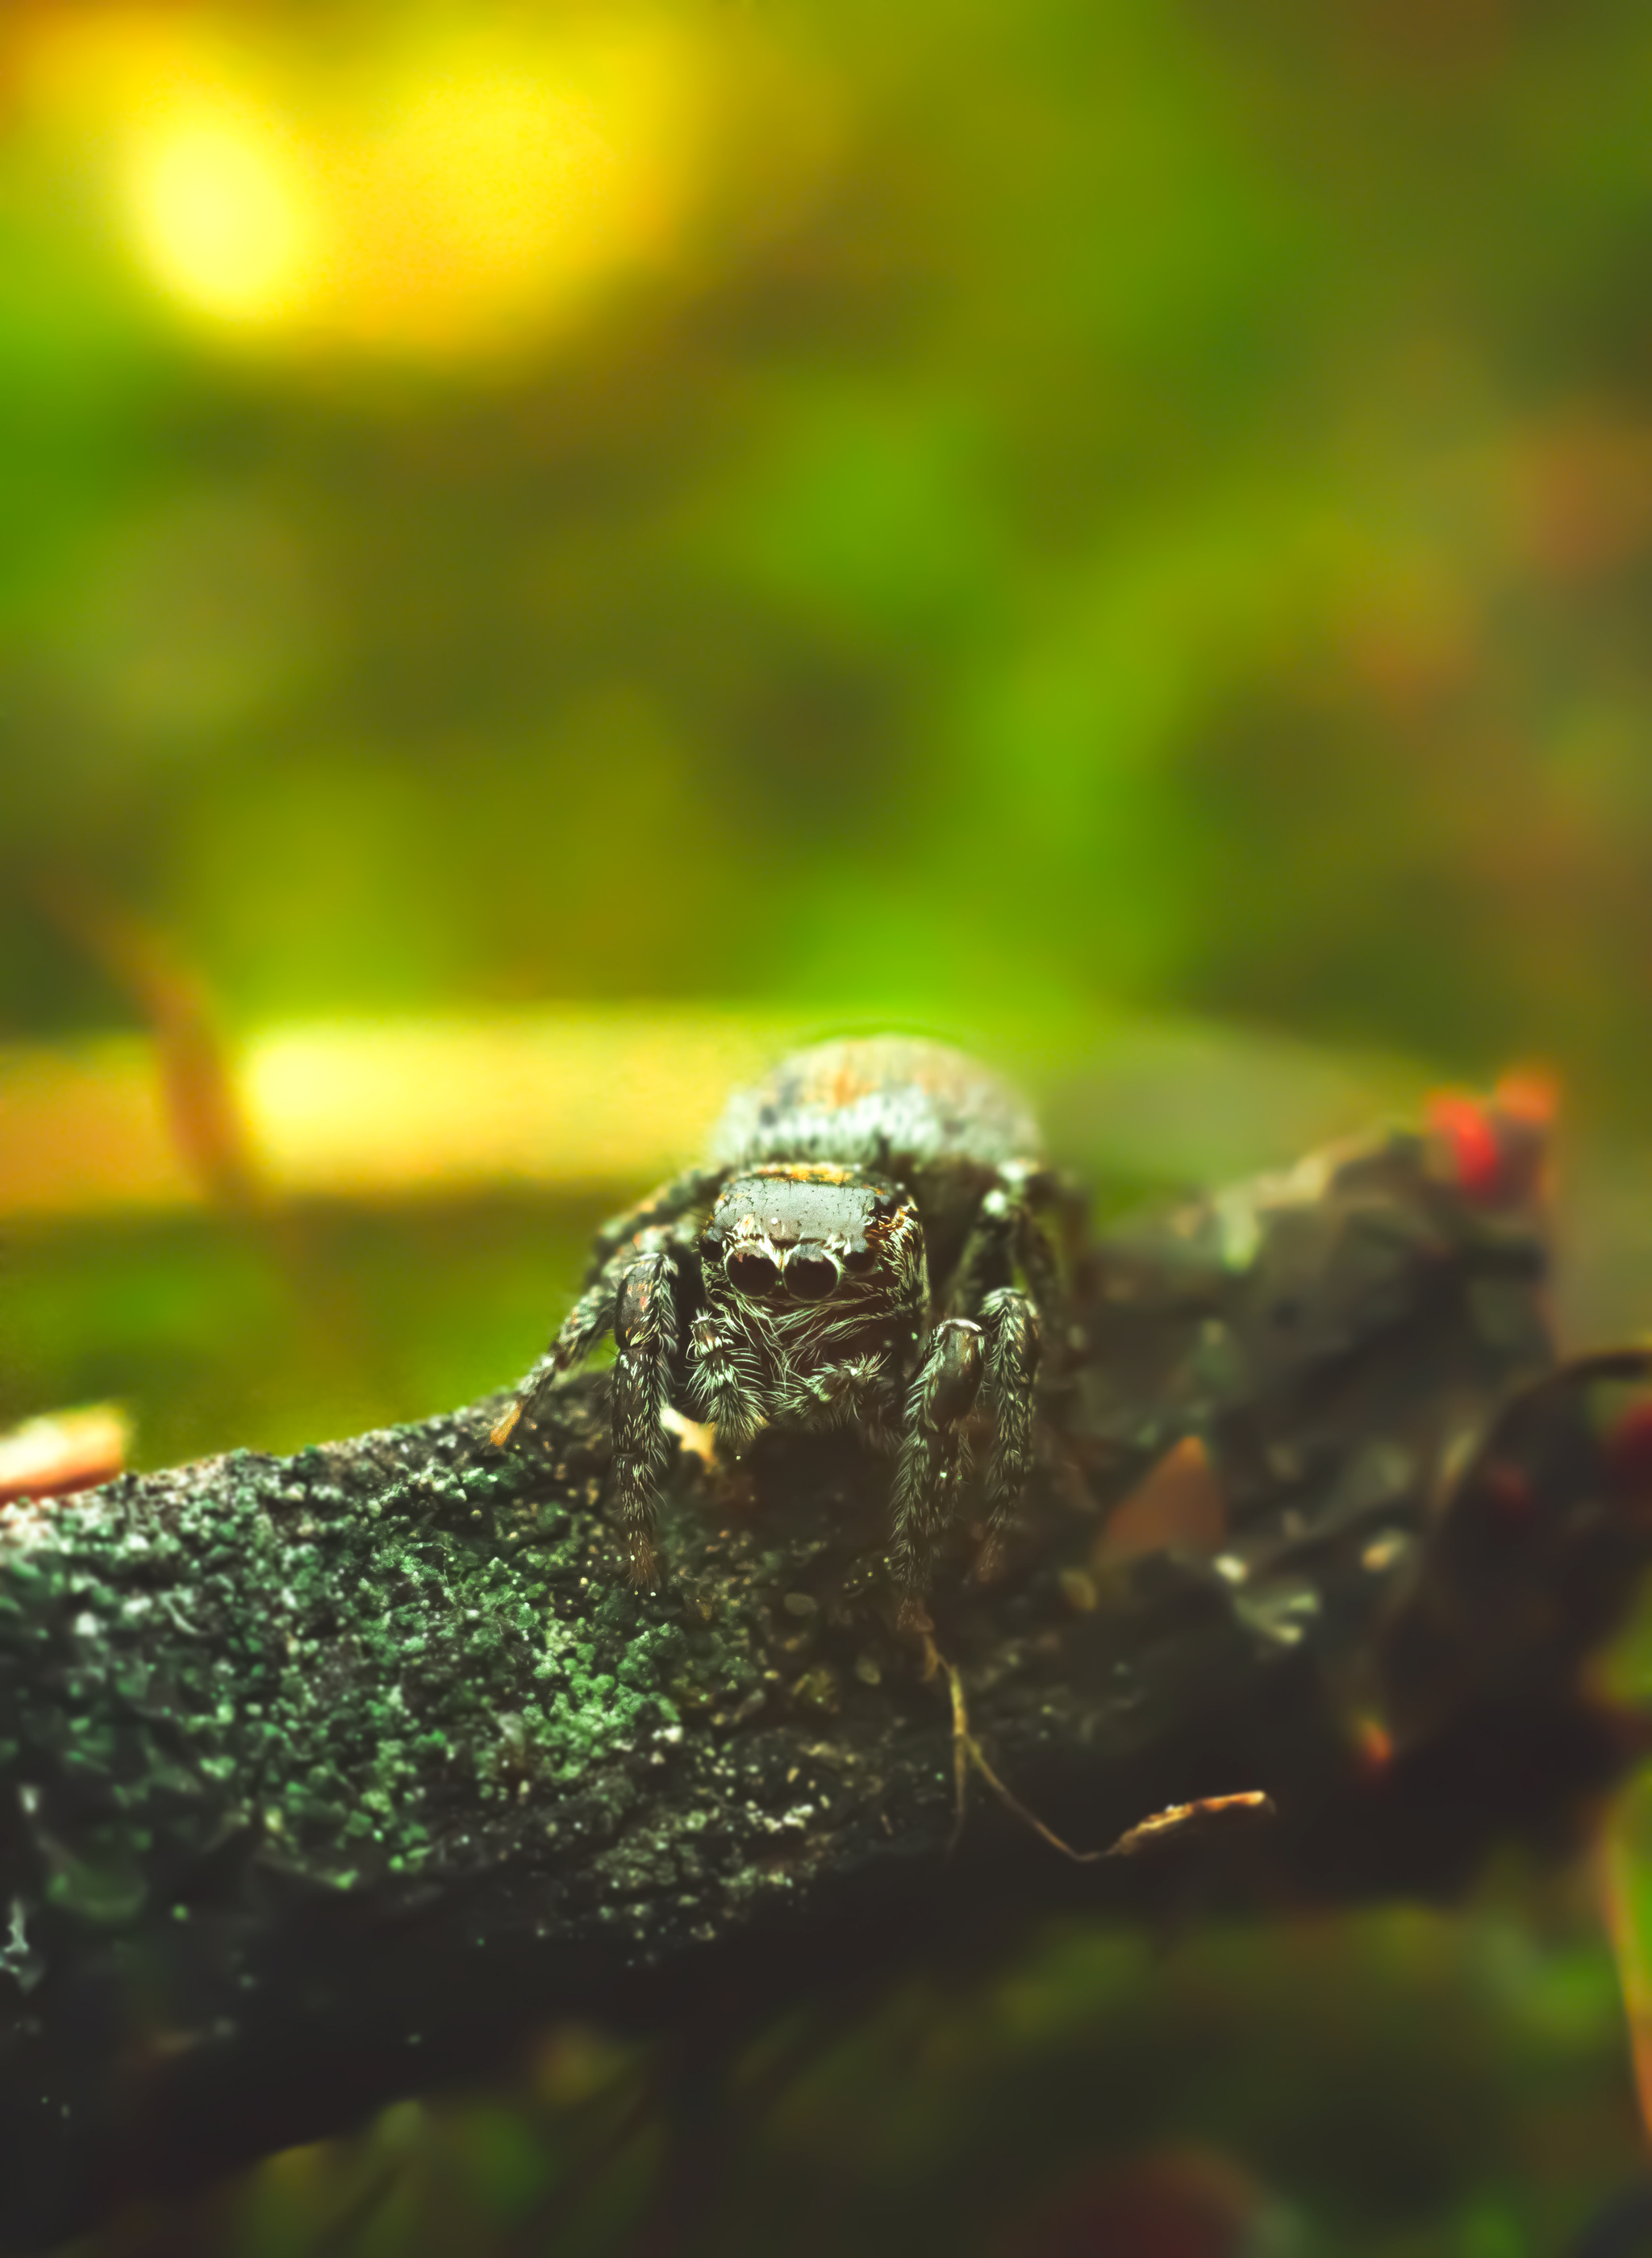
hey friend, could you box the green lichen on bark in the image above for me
[0,1390,931,1944]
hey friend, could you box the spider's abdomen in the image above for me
[715,1035,1037,1189]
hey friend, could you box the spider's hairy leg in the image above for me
[586,1167,728,1285]
[490,1276,617,1445]
[977,1285,1041,1571]
[950,1161,1061,1323]
[555,1277,622,1375]
[1010,1190,1062,1325]
[612,1251,682,1587]
[1037,1165,1094,1276]
[891,1319,984,1613]
[950,1190,1015,1312]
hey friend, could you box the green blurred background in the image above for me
[12,0,1652,1068]
[9,1,1652,2249]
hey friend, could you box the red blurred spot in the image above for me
[1001,2150,1264,2258]
[1607,1400,1652,1500]
[1353,1714,1395,1776]
[1428,1093,1504,1200]
[1426,1072,1556,1208]
[1479,1459,1537,1529]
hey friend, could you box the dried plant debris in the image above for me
[2,1094,1650,2246]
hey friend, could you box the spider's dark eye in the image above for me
[783,1246,841,1300]
[726,1246,781,1296]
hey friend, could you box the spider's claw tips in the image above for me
[490,1403,524,1449]
[628,1542,659,1590]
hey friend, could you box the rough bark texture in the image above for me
[2,1120,1648,2251]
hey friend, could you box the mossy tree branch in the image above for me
[2,1121,1646,2251]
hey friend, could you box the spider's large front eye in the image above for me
[783,1246,841,1300]
[726,1245,781,1296]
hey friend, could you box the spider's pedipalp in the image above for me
[781,1357,901,1451]
[686,1313,762,1446]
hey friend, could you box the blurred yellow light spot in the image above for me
[332,40,686,353]
[131,111,312,322]
[21,10,835,362]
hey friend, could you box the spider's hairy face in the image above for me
[699,1164,925,1367]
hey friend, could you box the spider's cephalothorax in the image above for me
[494,1038,1069,1604]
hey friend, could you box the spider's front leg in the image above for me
[611,1250,682,1586]
[496,1215,702,1449]
[891,1318,984,1613]
[949,1166,1053,1568]
[490,1274,619,1445]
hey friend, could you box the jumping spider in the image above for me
[493,1038,1073,1607]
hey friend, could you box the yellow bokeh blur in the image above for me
[131,106,315,321]
[23,8,713,355]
